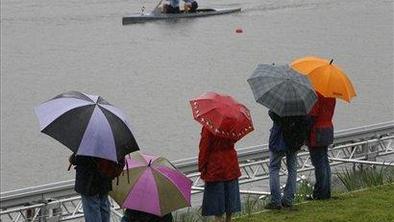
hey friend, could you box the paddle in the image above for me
[152,0,164,14]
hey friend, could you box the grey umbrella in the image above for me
[247,64,317,116]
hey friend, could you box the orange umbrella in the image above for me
[290,56,356,102]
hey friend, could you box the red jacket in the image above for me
[198,127,241,182]
[308,93,336,148]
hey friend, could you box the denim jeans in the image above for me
[268,150,297,206]
[120,215,128,222]
[309,146,331,199]
[81,194,110,222]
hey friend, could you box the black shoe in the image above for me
[264,202,282,210]
[281,202,292,208]
[305,195,314,201]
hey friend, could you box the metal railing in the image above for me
[1,121,393,221]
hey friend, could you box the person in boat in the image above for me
[162,0,198,13]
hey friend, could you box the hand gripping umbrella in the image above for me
[109,151,192,217]
[190,92,254,141]
[34,91,139,163]
[247,64,317,116]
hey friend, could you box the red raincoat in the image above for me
[198,127,241,182]
[308,93,336,148]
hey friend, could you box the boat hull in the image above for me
[122,8,241,25]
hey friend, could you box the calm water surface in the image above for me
[1,0,393,191]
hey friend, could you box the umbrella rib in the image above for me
[151,168,190,212]
[97,106,139,160]
[121,166,149,207]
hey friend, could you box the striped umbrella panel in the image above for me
[110,152,192,216]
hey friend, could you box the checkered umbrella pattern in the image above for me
[247,64,317,116]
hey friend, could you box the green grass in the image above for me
[234,183,394,222]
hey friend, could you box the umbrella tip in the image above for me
[329,59,334,65]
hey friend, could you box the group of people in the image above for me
[264,92,336,210]
[69,92,336,222]
[161,0,198,13]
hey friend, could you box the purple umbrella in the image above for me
[34,91,139,162]
[109,152,192,216]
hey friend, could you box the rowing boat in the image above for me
[122,8,241,25]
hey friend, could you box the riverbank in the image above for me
[235,183,394,222]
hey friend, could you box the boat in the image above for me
[122,8,241,25]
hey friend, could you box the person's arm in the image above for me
[309,95,321,118]
[198,127,211,173]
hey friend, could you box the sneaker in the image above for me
[281,202,292,208]
[264,202,282,210]
[305,195,314,201]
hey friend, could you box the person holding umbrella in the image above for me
[121,209,173,222]
[109,152,193,222]
[247,64,317,209]
[34,91,140,222]
[190,92,254,222]
[291,56,356,200]
[69,154,125,222]
[304,92,336,200]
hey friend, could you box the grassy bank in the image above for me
[235,183,394,222]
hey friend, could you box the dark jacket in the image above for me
[123,209,173,222]
[198,127,241,182]
[268,110,310,152]
[70,154,113,196]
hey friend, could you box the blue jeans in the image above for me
[309,146,331,199]
[268,150,297,206]
[81,194,110,222]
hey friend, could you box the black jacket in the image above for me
[124,209,173,222]
[71,155,113,196]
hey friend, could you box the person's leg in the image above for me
[223,179,241,220]
[309,146,330,199]
[214,215,224,222]
[120,215,129,222]
[99,194,111,222]
[202,182,225,217]
[282,151,297,206]
[267,151,284,208]
[225,212,232,222]
[324,147,332,199]
[81,194,102,222]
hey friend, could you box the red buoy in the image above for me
[235,28,243,33]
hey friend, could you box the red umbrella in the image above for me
[189,92,254,141]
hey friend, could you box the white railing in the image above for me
[1,121,393,221]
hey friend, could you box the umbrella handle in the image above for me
[67,163,72,171]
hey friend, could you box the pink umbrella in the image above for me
[109,152,192,216]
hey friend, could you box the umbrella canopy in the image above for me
[291,56,356,102]
[189,92,254,141]
[34,91,139,162]
[247,64,317,116]
[110,152,192,216]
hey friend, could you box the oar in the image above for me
[152,0,164,14]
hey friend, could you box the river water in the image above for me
[1,0,393,192]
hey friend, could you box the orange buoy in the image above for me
[235,28,243,33]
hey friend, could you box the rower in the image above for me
[184,0,198,13]
[162,0,198,13]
